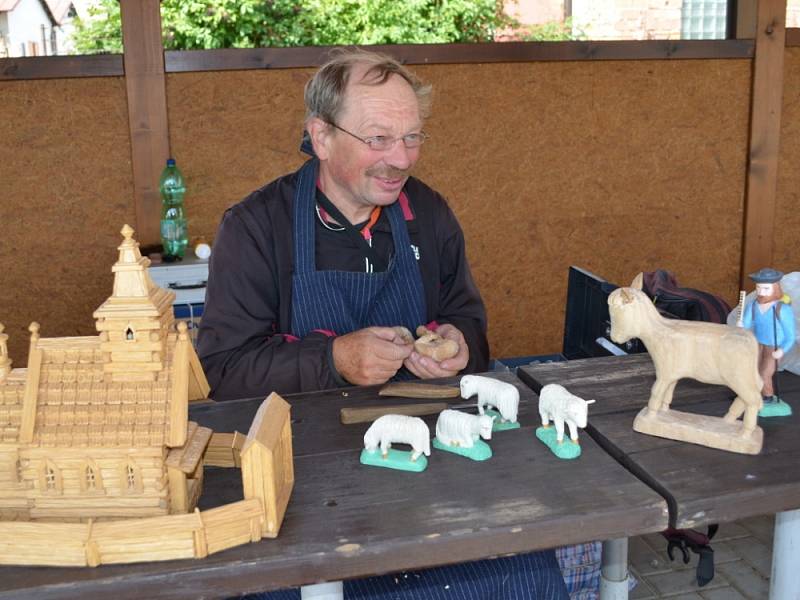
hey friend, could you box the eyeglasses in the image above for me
[327,122,429,151]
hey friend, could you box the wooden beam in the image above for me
[19,324,42,444]
[736,0,759,38]
[740,0,787,289]
[120,0,169,247]
[164,40,754,73]
[0,55,123,80]
[0,40,757,82]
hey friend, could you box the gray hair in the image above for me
[304,48,432,126]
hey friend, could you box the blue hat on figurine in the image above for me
[749,267,784,284]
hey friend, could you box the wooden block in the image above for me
[165,422,199,469]
[167,466,188,514]
[633,407,763,455]
[179,426,212,473]
[204,431,244,467]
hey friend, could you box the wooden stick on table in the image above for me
[340,401,475,424]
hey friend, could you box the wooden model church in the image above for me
[0,225,212,521]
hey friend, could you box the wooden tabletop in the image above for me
[0,370,668,600]
[519,354,800,529]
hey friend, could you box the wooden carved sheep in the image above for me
[460,375,519,423]
[538,384,595,444]
[608,273,764,452]
[435,409,495,448]
[363,414,431,461]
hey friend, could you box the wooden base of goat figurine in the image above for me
[360,414,431,472]
[432,409,494,461]
[535,384,595,460]
[609,273,764,455]
[460,375,521,431]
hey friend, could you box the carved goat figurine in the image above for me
[608,273,763,437]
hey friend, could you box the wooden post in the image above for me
[120,0,170,247]
[740,0,787,290]
[736,0,758,38]
[169,322,190,447]
[19,323,42,444]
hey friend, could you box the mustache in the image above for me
[365,165,412,179]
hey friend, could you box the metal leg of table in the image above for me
[600,538,629,600]
[769,508,800,600]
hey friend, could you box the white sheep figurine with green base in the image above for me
[460,375,519,424]
[363,414,431,461]
[538,383,596,444]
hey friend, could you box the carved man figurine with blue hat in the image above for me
[739,268,796,417]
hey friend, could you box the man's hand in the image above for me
[773,348,784,360]
[333,327,413,386]
[404,323,469,380]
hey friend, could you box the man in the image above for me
[198,48,488,400]
[741,268,796,411]
[199,49,568,599]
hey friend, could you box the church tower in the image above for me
[93,225,176,382]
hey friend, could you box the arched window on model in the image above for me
[40,460,63,494]
[80,459,104,494]
[14,457,24,487]
[121,458,143,494]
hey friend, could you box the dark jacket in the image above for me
[197,168,489,400]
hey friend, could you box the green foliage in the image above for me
[71,0,123,54]
[70,0,512,53]
[519,17,586,42]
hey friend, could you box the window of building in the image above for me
[682,0,729,39]
[14,458,23,486]
[45,466,56,489]
[41,460,62,494]
[122,459,143,494]
[80,460,105,494]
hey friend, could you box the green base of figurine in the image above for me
[432,437,492,461]
[360,448,428,472]
[759,398,793,418]
[485,409,521,432]
[536,426,582,460]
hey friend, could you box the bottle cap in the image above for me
[167,158,176,167]
[194,242,211,260]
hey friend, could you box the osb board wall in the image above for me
[0,78,135,366]
[775,48,800,273]
[168,59,751,359]
[166,69,314,242]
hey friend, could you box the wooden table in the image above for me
[0,371,667,599]
[519,353,800,600]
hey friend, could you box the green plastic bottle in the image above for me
[159,158,188,260]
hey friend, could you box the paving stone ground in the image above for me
[628,514,774,600]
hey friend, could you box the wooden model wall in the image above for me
[1,50,799,363]
[0,499,265,566]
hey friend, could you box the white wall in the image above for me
[571,0,683,40]
[789,0,800,28]
[3,0,73,57]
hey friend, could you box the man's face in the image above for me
[313,67,422,222]
[756,283,773,297]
